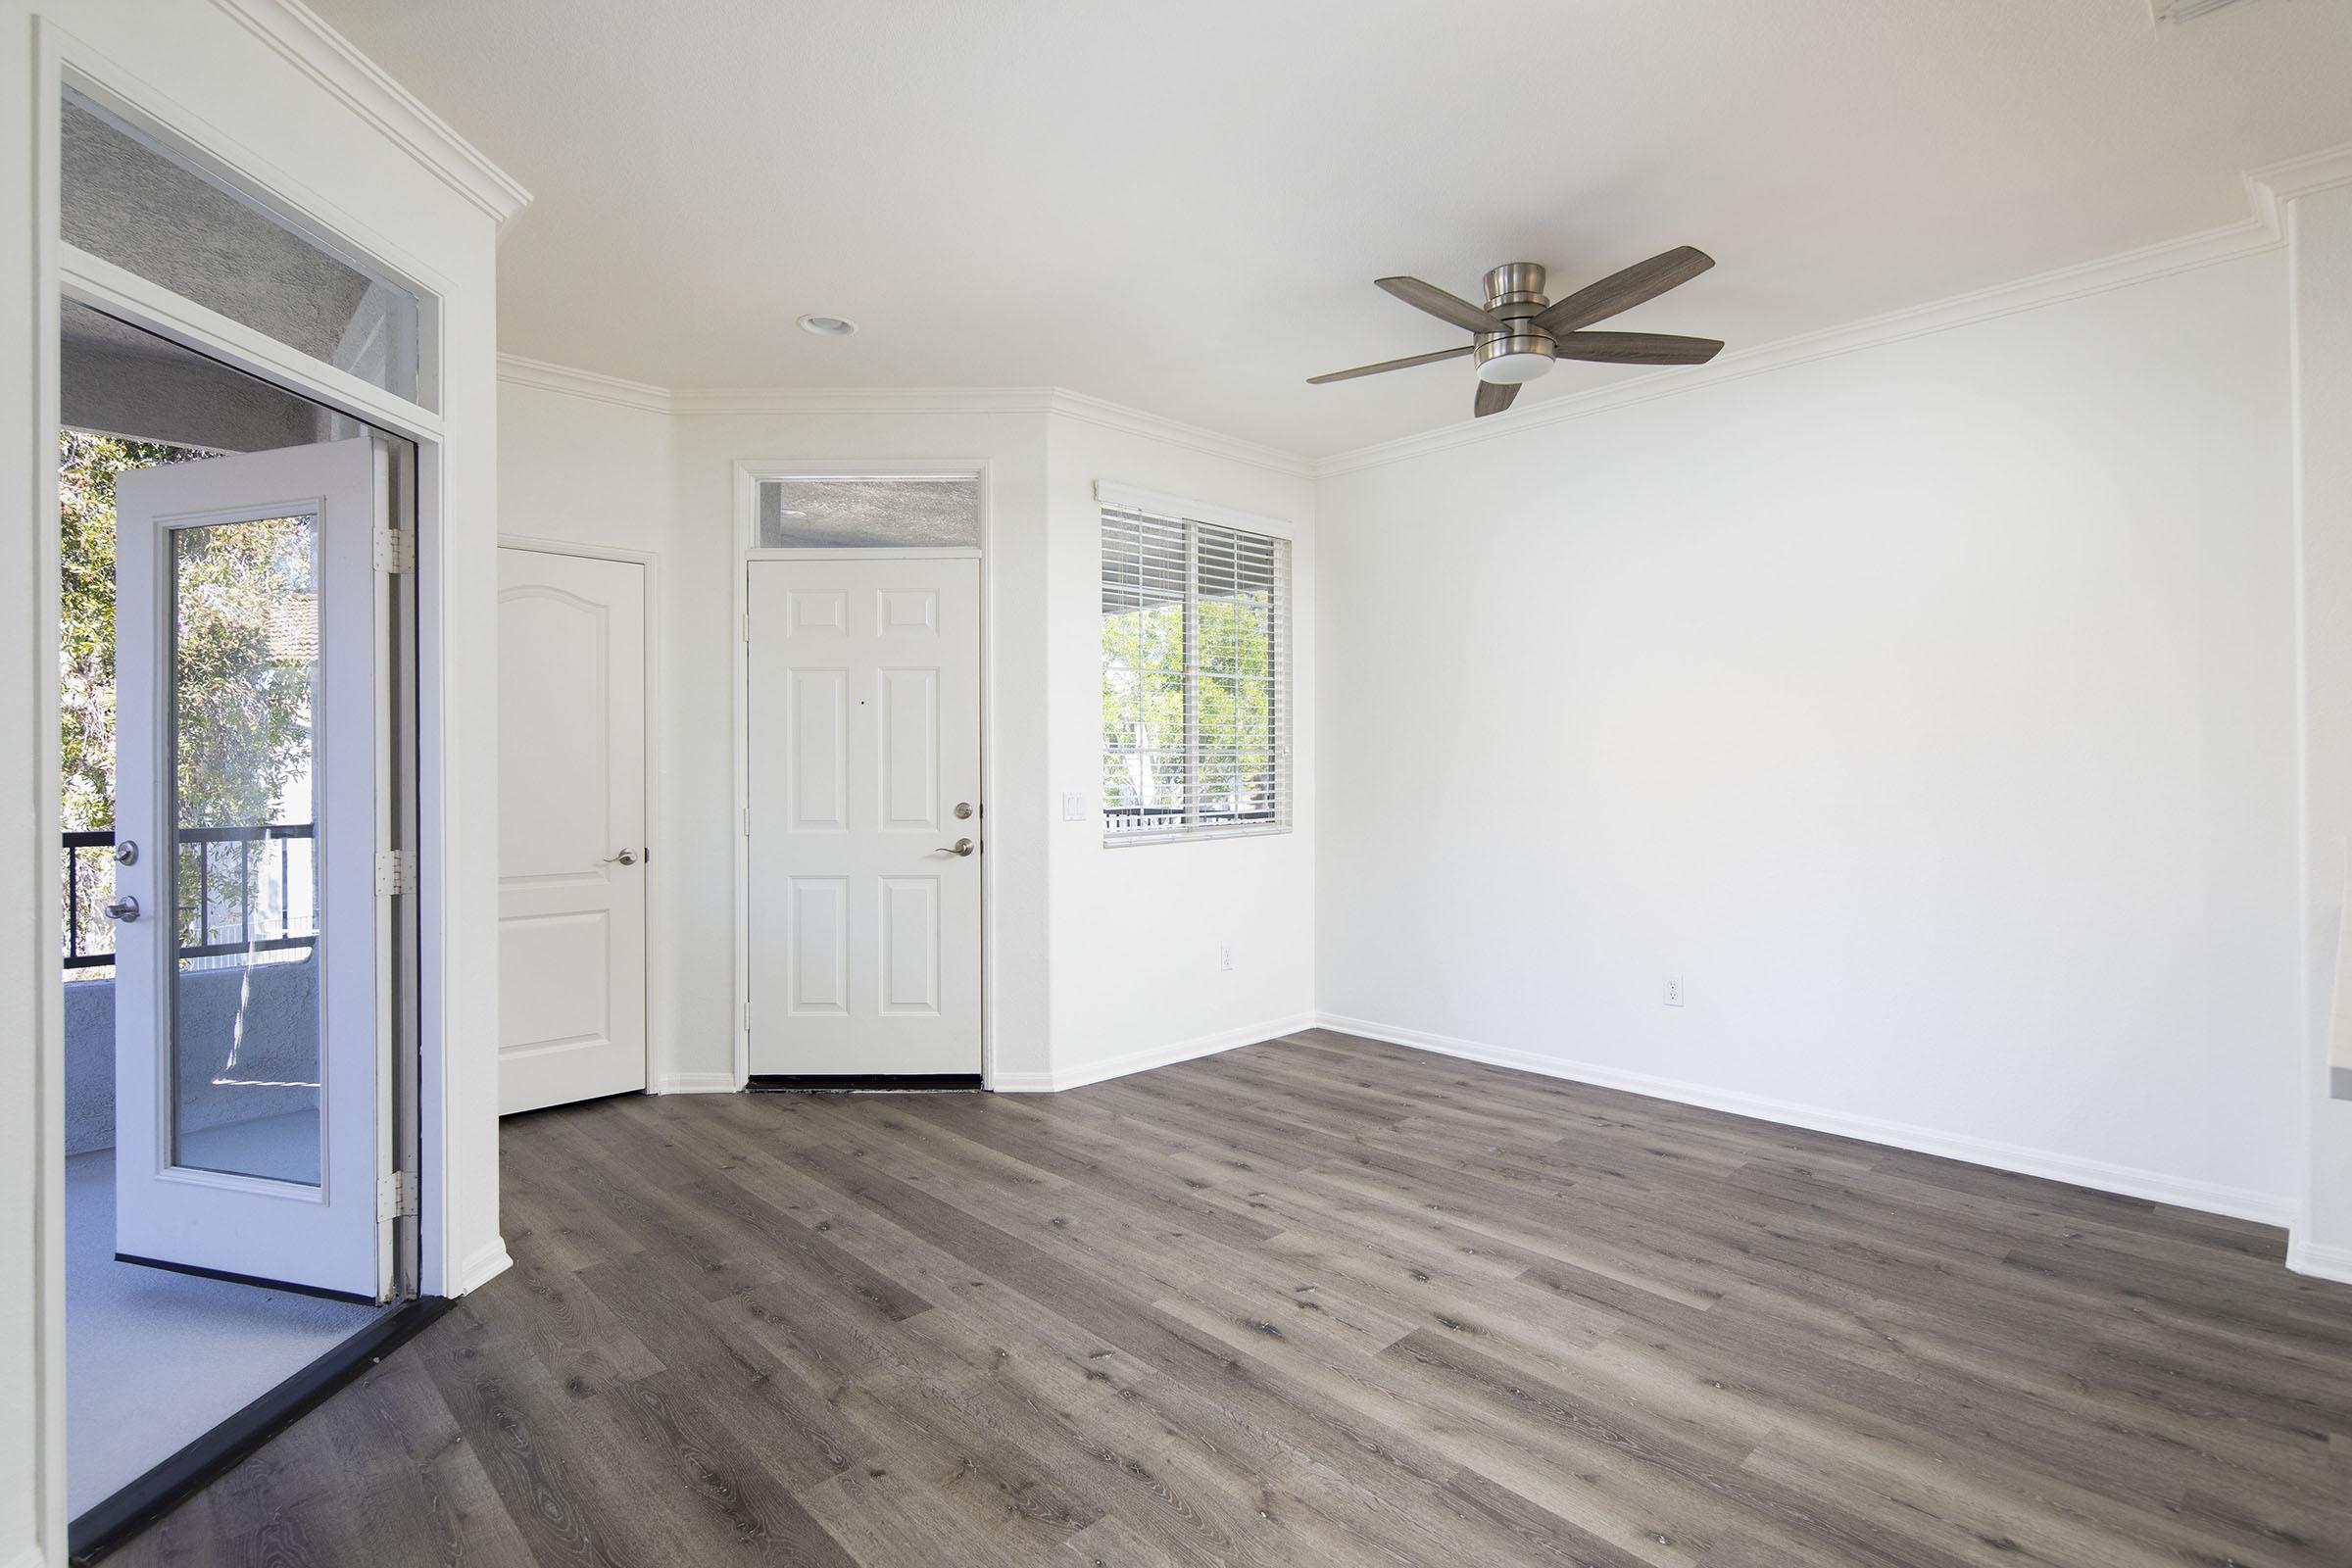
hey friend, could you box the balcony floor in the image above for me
[67,1131,387,1516]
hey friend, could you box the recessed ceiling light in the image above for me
[798,314,858,337]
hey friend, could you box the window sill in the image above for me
[1102,824,1292,848]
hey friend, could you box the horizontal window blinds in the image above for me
[1100,503,1291,841]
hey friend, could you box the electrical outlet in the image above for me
[1219,943,1234,972]
[1662,975,1685,1007]
[1061,792,1086,821]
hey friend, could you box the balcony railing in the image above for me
[63,823,317,972]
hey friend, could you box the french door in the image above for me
[746,556,982,1076]
[111,437,398,1302]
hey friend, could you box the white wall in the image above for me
[1316,251,2303,1219]
[4,2,518,1559]
[1039,412,1317,1088]
[2292,181,2352,1278]
[496,383,1318,1092]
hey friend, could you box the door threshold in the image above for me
[113,1251,380,1306]
[749,1073,983,1094]
[69,1296,452,1565]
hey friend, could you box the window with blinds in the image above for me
[1101,499,1291,842]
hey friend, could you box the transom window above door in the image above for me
[1099,488,1292,844]
[61,85,432,408]
[757,476,980,549]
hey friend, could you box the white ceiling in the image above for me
[308,0,2352,458]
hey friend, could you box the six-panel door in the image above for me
[746,558,981,1076]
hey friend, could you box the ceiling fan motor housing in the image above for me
[1476,262,1558,383]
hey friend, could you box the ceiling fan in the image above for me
[1309,246,1726,417]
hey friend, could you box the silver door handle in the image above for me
[605,849,637,865]
[939,839,976,858]
[105,895,140,922]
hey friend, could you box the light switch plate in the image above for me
[1061,792,1086,822]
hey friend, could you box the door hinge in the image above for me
[742,807,751,836]
[374,848,416,895]
[371,525,413,574]
[378,1169,418,1221]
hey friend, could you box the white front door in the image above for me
[746,557,982,1077]
[112,437,395,1302]
[496,547,649,1113]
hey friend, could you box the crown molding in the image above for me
[496,360,1316,478]
[210,0,532,225]
[2248,141,2352,213]
[667,385,1057,417]
[496,353,673,413]
[1045,389,1312,478]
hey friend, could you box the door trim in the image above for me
[496,534,660,1097]
[730,460,996,1090]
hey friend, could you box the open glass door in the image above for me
[110,436,395,1303]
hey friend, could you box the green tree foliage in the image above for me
[59,430,317,957]
[1102,593,1277,819]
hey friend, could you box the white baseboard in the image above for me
[1314,1012,2295,1228]
[1,1541,50,1568]
[2287,1237,2352,1284]
[996,1011,1319,1094]
[456,1237,513,1294]
[654,1072,743,1095]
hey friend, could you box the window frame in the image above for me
[1098,483,1294,847]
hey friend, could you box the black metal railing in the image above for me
[63,823,317,971]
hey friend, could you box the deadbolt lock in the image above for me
[954,801,975,819]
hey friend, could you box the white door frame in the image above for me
[496,533,662,1098]
[28,32,474,1541]
[730,461,997,1089]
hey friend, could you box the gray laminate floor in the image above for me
[107,1030,2352,1566]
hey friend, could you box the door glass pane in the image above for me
[171,514,322,1185]
[62,87,427,406]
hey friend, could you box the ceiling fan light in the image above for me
[1477,349,1554,384]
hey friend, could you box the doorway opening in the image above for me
[59,299,427,1551]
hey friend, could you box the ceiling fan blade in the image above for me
[1549,330,1726,366]
[1376,276,1506,334]
[1305,345,1474,384]
[1474,379,1519,417]
[1532,246,1715,335]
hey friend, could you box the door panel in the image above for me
[747,558,980,1076]
[496,548,648,1113]
[112,436,393,1300]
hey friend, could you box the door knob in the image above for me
[104,895,140,922]
[939,838,976,858]
[606,849,637,866]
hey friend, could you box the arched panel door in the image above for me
[496,547,648,1113]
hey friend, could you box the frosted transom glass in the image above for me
[759,477,980,549]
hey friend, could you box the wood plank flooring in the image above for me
[108,1029,2352,1566]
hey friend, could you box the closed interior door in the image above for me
[496,547,648,1113]
[746,557,981,1076]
